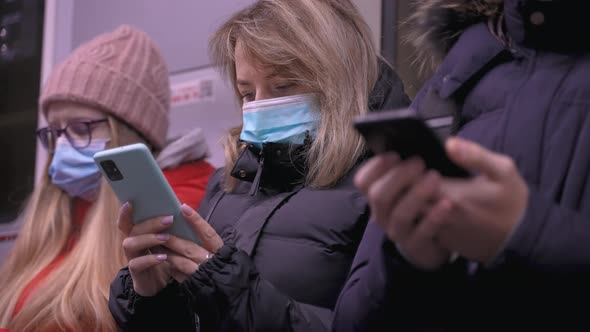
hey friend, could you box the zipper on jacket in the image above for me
[249,148,265,196]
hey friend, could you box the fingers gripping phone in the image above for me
[94,143,202,244]
[353,108,470,178]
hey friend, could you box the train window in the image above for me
[0,0,44,223]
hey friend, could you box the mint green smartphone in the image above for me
[93,143,202,244]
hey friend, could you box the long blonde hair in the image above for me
[210,0,379,191]
[0,117,144,332]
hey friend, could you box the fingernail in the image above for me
[161,216,174,225]
[121,202,130,212]
[156,254,167,261]
[447,138,464,160]
[156,233,169,241]
[181,203,194,216]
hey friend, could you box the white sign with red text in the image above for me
[170,78,215,107]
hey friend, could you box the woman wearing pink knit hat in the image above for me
[0,25,214,332]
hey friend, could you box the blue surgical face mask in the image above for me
[48,138,109,201]
[240,93,320,148]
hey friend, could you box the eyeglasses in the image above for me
[37,119,109,152]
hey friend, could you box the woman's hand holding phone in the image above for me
[161,204,224,283]
[355,153,453,270]
[118,201,225,295]
[435,137,529,264]
[118,202,174,297]
[355,137,529,269]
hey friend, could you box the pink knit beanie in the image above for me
[39,25,170,149]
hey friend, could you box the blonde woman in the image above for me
[0,25,214,332]
[108,0,410,331]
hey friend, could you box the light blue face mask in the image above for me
[48,138,109,201]
[240,93,320,148]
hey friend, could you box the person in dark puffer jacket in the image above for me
[333,0,590,331]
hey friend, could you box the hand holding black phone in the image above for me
[353,108,470,178]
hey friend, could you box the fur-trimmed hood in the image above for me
[407,0,503,71]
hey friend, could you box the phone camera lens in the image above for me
[100,160,124,181]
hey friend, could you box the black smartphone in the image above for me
[353,108,470,178]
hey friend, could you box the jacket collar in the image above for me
[407,0,503,72]
[427,23,510,101]
[230,142,308,195]
[412,22,511,133]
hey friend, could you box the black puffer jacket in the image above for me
[369,59,411,112]
[108,59,409,331]
[334,1,590,331]
[108,143,367,331]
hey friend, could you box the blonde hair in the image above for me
[0,116,145,332]
[210,0,378,191]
